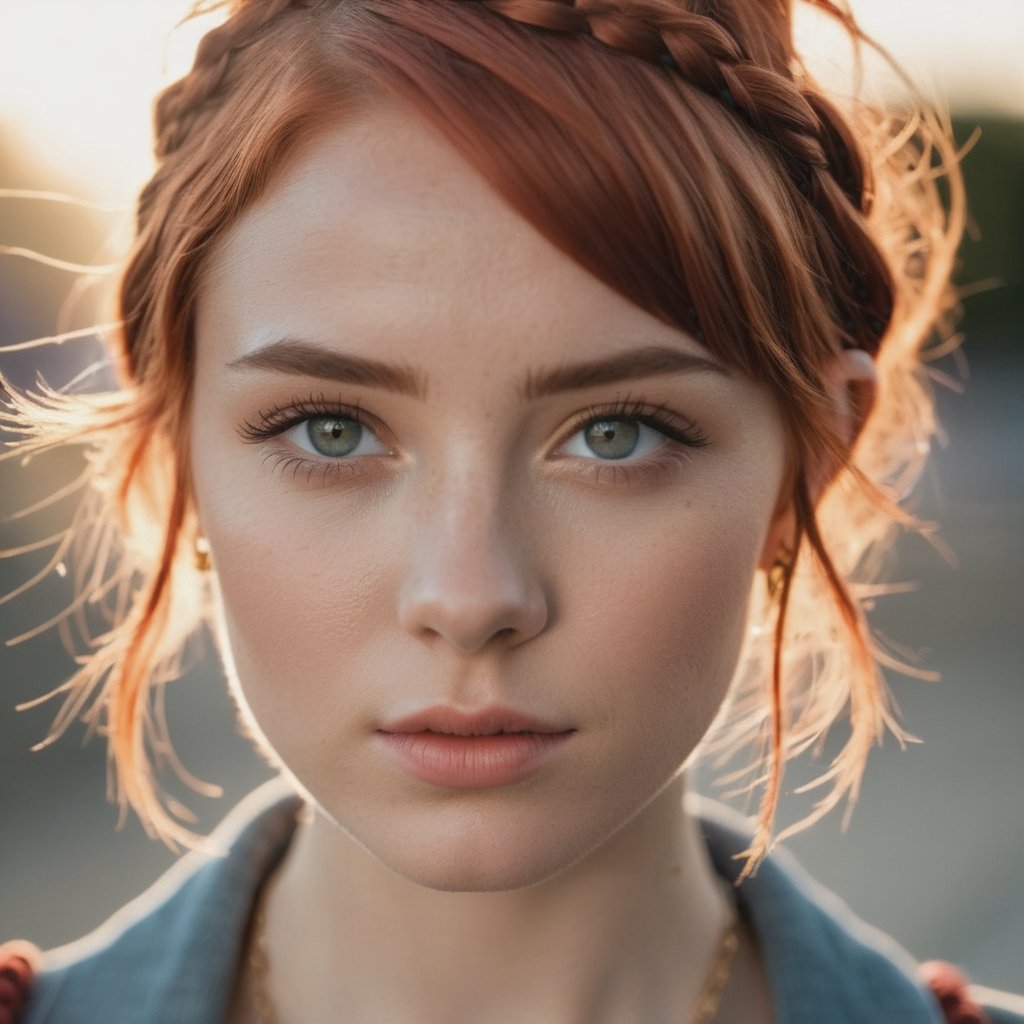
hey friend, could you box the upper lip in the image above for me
[379,706,573,737]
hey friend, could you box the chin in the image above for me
[398,840,587,893]
[320,792,614,894]
[373,840,592,894]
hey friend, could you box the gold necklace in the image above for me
[246,900,739,1024]
[691,917,740,1024]
[248,897,274,1024]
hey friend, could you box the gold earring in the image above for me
[194,536,212,573]
[767,544,794,600]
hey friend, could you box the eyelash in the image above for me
[237,393,709,487]
[238,393,381,485]
[240,393,366,439]
[558,397,710,486]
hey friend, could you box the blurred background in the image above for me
[1,0,1022,994]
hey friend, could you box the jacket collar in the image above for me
[694,797,940,1023]
[32,781,939,1023]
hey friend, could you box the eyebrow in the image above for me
[521,345,729,400]
[227,339,426,399]
[227,338,728,400]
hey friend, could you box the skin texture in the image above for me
[191,100,791,1022]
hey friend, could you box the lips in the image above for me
[377,706,575,789]
[380,706,572,738]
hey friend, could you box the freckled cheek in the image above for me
[194,477,395,717]
[217,534,386,654]
[557,511,762,723]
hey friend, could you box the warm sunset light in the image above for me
[0,0,1021,203]
[795,0,1024,116]
[0,1,218,200]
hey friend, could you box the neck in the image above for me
[256,775,735,1024]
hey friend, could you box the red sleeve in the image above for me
[921,960,992,1024]
[0,942,39,1024]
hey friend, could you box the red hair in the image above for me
[1,0,964,871]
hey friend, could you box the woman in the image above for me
[1,0,1020,1021]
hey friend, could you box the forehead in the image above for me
[204,101,507,281]
[197,99,689,368]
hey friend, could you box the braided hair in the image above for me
[3,0,964,869]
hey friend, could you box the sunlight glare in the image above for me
[0,1,220,202]
[795,0,1024,116]
[0,0,1020,205]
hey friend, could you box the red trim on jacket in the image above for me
[922,960,992,1024]
[0,942,39,1024]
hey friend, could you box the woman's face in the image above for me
[191,100,789,891]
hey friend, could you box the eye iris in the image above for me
[584,419,640,460]
[307,417,362,457]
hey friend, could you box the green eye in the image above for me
[306,417,363,457]
[583,419,641,460]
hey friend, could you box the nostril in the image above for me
[397,562,550,652]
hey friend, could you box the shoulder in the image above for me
[15,780,302,1024]
[693,797,1024,1024]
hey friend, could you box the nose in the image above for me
[397,484,549,653]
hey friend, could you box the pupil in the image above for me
[586,419,639,460]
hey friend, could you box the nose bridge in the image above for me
[398,460,548,652]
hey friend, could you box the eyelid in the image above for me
[238,394,388,447]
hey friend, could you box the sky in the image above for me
[0,0,1021,200]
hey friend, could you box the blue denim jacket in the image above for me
[21,781,1024,1023]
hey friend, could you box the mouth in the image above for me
[379,706,574,738]
[376,706,575,789]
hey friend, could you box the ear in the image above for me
[757,349,878,571]
[811,348,877,495]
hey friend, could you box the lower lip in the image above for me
[376,731,573,789]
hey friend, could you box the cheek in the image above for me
[223,537,388,691]
[553,502,761,727]
[190,439,395,735]
[216,528,386,674]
